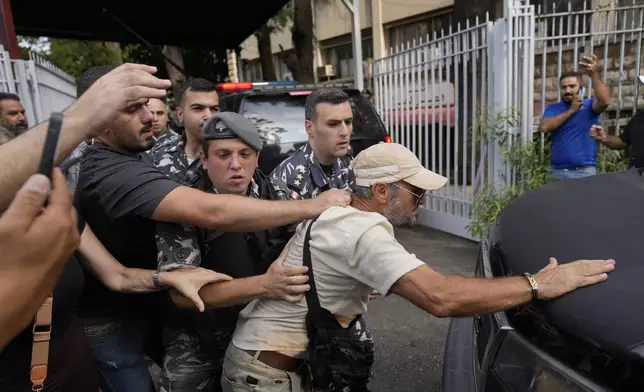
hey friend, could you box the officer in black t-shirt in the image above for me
[590,76,644,168]
[73,68,350,392]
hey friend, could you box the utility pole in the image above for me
[340,0,364,91]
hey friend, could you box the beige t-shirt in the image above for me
[231,206,425,356]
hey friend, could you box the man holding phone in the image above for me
[538,54,612,180]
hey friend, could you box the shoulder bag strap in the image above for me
[302,219,324,318]
[31,294,53,391]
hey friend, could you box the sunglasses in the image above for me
[394,183,426,205]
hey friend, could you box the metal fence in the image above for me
[0,46,77,128]
[534,0,644,138]
[372,0,644,240]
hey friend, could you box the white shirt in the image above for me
[231,206,425,356]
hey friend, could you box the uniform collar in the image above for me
[211,177,260,198]
[302,142,347,189]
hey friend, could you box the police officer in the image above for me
[270,87,355,200]
[155,112,310,392]
[148,78,220,183]
[147,97,178,144]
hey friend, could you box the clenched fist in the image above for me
[569,94,584,113]
[589,124,606,141]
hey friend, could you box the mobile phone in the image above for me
[578,87,585,98]
[37,112,64,180]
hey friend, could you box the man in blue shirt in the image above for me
[539,55,612,180]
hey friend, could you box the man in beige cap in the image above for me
[220,143,615,392]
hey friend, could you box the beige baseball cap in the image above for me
[351,142,448,191]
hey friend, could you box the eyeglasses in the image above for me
[393,183,426,205]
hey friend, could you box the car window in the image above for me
[240,91,385,145]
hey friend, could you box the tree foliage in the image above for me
[18,36,228,95]
[19,37,123,81]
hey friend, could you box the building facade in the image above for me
[236,0,456,84]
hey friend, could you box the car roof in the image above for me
[219,83,362,99]
[495,169,644,359]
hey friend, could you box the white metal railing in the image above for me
[372,0,642,240]
[0,46,77,128]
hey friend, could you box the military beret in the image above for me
[203,112,262,151]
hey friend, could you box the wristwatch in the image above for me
[152,270,162,289]
[523,273,539,301]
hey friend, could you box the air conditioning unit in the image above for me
[317,64,336,78]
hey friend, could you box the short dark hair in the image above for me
[179,77,217,106]
[77,66,117,97]
[0,92,21,115]
[304,88,350,121]
[0,92,20,103]
[560,71,583,84]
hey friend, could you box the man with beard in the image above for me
[539,55,611,180]
[0,93,28,138]
[221,142,617,392]
[73,67,350,392]
[148,78,219,184]
[147,97,178,143]
[155,112,300,392]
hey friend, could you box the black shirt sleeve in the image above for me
[619,111,644,146]
[619,118,633,145]
[77,210,86,233]
[86,149,180,220]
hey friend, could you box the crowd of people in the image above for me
[0,63,619,392]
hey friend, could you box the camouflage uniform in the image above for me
[155,176,261,273]
[60,140,91,195]
[270,142,355,200]
[147,133,202,185]
[159,323,232,392]
[154,125,179,146]
[156,171,262,392]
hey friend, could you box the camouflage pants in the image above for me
[159,326,233,392]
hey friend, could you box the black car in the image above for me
[216,81,391,175]
[443,169,644,392]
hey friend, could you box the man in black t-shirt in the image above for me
[590,114,644,169]
[73,67,350,392]
[590,76,644,168]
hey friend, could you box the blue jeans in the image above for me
[84,318,156,392]
[551,165,596,181]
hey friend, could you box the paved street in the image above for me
[150,226,478,391]
[365,226,478,392]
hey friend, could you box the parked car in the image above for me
[442,168,644,392]
[216,81,392,175]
